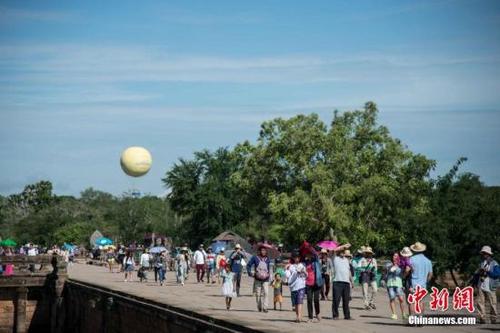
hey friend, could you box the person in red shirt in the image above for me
[303,250,324,322]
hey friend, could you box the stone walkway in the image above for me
[69,263,495,333]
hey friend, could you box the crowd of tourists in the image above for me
[0,239,498,325]
[78,239,499,325]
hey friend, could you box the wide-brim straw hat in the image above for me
[344,249,352,257]
[234,243,241,249]
[410,242,426,253]
[320,248,328,254]
[400,247,413,257]
[480,245,493,255]
[363,246,374,255]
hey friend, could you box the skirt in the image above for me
[222,282,236,298]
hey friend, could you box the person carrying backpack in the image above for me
[247,244,271,312]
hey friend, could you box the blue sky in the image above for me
[1,0,499,196]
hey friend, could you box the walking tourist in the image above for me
[385,252,406,320]
[286,250,307,323]
[106,248,116,273]
[117,245,125,272]
[123,251,135,282]
[206,247,216,284]
[406,242,433,315]
[399,246,413,314]
[359,246,378,310]
[139,248,150,281]
[319,249,333,300]
[331,244,353,320]
[221,264,236,310]
[193,244,207,283]
[303,249,324,322]
[216,249,227,284]
[271,272,283,311]
[176,248,189,286]
[157,250,167,286]
[247,244,271,312]
[475,245,498,324]
[229,244,246,296]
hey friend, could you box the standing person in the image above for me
[385,252,406,320]
[475,245,498,324]
[176,248,189,286]
[320,249,333,300]
[221,264,236,310]
[247,245,271,313]
[331,244,353,320]
[271,273,283,311]
[193,244,207,283]
[406,242,433,315]
[206,248,216,284]
[399,247,413,314]
[2,247,14,276]
[216,249,227,284]
[229,244,246,296]
[304,250,324,322]
[117,245,125,272]
[106,248,116,273]
[359,246,378,310]
[123,251,135,282]
[157,250,167,286]
[153,254,161,282]
[139,248,150,281]
[286,250,307,323]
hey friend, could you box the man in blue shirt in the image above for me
[407,242,433,316]
[229,244,246,296]
[247,245,271,312]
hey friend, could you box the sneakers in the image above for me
[402,313,409,320]
[370,304,376,310]
[391,314,398,320]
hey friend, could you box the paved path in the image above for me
[69,263,495,333]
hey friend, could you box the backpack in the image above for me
[255,257,270,281]
[219,258,227,268]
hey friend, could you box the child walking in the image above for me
[286,250,308,323]
[221,265,236,310]
[271,273,283,310]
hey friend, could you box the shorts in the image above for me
[125,264,134,272]
[274,294,283,303]
[387,286,404,300]
[291,288,306,306]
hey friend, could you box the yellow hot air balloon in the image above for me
[120,146,152,177]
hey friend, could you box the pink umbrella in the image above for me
[317,240,339,251]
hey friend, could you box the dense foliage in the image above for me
[1,102,498,281]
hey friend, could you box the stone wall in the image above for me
[62,280,263,333]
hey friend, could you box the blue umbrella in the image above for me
[150,246,167,254]
[95,237,113,246]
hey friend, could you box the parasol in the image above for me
[316,240,339,251]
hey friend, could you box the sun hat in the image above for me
[480,245,493,256]
[320,248,328,254]
[235,243,241,249]
[181,246,188,251]
[359,245,367,253]
[344,249,352,257]
[220,248,225,253]
[363,246,374,255]
[410,242,426,253]
[400,247,413,257]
